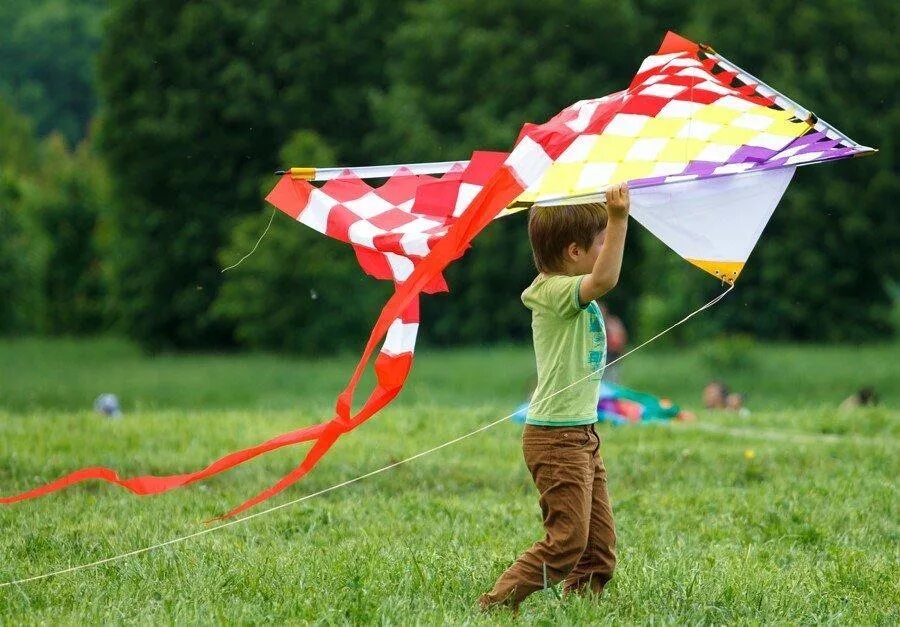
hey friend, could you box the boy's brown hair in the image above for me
[527,202,608,273]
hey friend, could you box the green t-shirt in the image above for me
[521,274,606,426]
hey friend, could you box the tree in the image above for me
[0,94,112,336]
[677,0,899,340]
[0,0,107,145]
[31,134,111,334]
[97,0,409,349]
[0,99,45,333]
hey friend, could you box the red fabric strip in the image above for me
[218,166,525,518]
[0,422,328,504]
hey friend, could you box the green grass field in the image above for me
[0,338,897,623]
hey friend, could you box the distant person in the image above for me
[840,387,879,411]
[93,393,122,418]
[725,392,745,411]
[725,392,750,417]
[599,303,627,383]
[480,182,630,612]
[703,381,749,415]
[702,381,729,409]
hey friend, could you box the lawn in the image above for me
[0,338,897,623]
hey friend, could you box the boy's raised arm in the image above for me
[579,183,630,305]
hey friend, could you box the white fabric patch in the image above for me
[749,132,794,150]
[640,83,686,98]
[565,100,601,133]
[392,216,442,235]
[625,138,668,161]
[507,136,553,188]
[733,113,774,131]
[383,320,419,355]
[668,57,703,68]
[636,52,683,74]
[773,144,806,159]
[716,95,755,111]
[641,74,668,86]
[663,174,699,182]
[675,66,712,80]
[604,114,649,136]
[785,151,824,165]
[384,252,414,281]
[453,182,483,217]
[712,162,755,175]
[343,192,395,219]
[347,220,387,248]
[695,80,733,95]
[575,163,618,190]
[676,120,721,140]
[651,162,687,177]
[400,232,430,257]
[657,100,704,119]
[696,143,739,162]
[298,189,337,233]
[557,135,597,163]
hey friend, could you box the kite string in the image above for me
[0,284,733,589]
[220,207,277,273]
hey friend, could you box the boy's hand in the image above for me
[606,182,630,221]
[578,182,630,304]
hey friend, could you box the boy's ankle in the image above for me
[478,592,519,614]
[562,574,609,597]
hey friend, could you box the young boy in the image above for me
[480,182,630,611]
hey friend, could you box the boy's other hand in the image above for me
[606,182,630,221]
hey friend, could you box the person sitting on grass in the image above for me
[479,183,630,612]
[702,380,729,409]
[839,387,879,410]
[703,381,749,415]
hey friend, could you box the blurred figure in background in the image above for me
[840,387,879,411]
[702,380,729,409]
[93,393,122,418]
[703,381,750,416]
[599,303,627,383]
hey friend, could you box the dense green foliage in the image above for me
[96,0,407,349]
[2,337,898,412]
[0,0,897,348]
[33,136,111,333]
[0,99,110,335]
[0,101,42,333]
[0,0,106,144]
[0,339,897,622]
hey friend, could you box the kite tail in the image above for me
[3,138,545,516]
[218,323,416,519]
[218,165,530,518]
[0,421,329,504]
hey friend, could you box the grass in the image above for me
[0,337,897,623]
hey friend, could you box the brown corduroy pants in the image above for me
[480,424,616,611]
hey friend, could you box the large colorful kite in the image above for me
[2,32,874,517]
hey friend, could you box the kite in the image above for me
[2,32,874,518]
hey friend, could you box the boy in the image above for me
[480,182,630,611]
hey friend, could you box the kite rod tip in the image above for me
[274,167,317,180]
